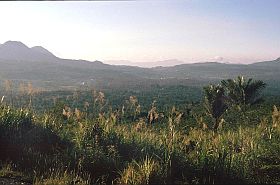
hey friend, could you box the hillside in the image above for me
[153,61,280,81]
[0,41,280,185]
[0,41,279,90]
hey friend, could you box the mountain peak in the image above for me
[0,40,57,61]
[1,40,29,50]
[31,46,55,57]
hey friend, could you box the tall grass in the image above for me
[0,85,279,184]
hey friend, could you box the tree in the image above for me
[203,84,228,131]
[221,76,266,107]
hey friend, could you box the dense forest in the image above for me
[0,75,279,184]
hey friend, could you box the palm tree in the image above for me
[203,84,228,131]
[221,76,266,107]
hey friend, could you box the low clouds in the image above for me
[214,56,224,61]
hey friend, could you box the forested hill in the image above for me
[0,41,279,90]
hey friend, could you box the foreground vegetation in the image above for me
[0,76,279,184]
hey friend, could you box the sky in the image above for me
[0,0,279,65]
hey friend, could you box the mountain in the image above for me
[251,57,280,67]
[104,60,135,66]
[31,46,56,57]
[104,59,185,68]
[134,59,185,68]
[0,41,156,90]
[152,60,280,81]
[0,41,58,62]
[0,41,279,90]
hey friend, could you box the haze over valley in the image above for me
[0,1,280,185]
[0,40,279,93]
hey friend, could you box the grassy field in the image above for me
[0,78,279,184]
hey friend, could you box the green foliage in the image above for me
[221,76,266,107]
[203,84,228,131]
[0,78,279,184]
[203,76,267,131]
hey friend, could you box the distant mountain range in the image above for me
[0,41,279,91]
[104,59,186,67]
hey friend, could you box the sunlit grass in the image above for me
[0,83,279,184]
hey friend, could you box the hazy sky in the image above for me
[0,0,279,64]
